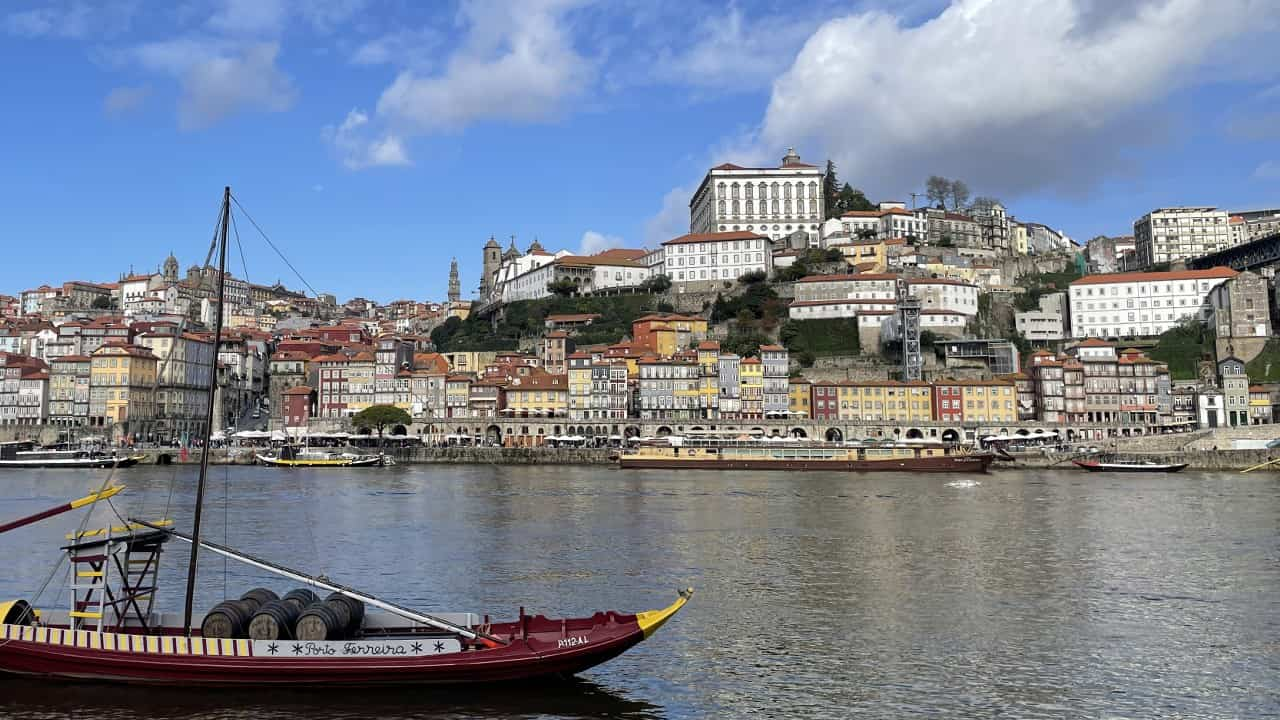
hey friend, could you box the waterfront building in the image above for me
[445,374,473,418]
[568,352,593,420]
[696,341,720,419]
[409,352,449,419]
[1249,385,1273,424]
[0,353,49,426]
[739,358,763,418]
[955,379,1017,423]
[468,378,503,419]
[89,343,157,431]
[503,371,567,418]
[543,331,573,376]
[137,329,214,437]
[48,355,90,426]
[788,377,811,419]
[831,381,934,424]
[717,353,741,417]
[1219,357,1250,427]
[267,350,317,428]
[637,356,699,420]
[282,386,313,430]
[374,336,414,408]
[663,231,773,290]
[1116,348,1161,427]
[932,382,964,424]
[316,353,350,418]
[760,345,790,417]
[1026,351,1065,423]
[689,148,825,246]
[1133,207,1231,268]
[1207,270,1272,364]
[811,381,838,422]
[1067,267,1237,339]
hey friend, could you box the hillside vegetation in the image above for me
[1149,319,1213,380]
[431,294,665,351]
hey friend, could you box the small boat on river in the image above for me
[1071,457,1188,473]
[0,441,144,469]
[619,436,994,473]
[255,445,388,467]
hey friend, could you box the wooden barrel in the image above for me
[200,600,254,639]
[294,602,343,641]
[282,588,319,610]
[0,599,32,626]
[324,592,365,636]
[239,588,278,612]
[248,599,301,641]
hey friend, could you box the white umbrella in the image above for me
[270,431,288,441]
[210,432,227,441]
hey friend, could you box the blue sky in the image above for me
[2,0,1278,302]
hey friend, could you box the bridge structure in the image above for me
[1186,231,1280,272]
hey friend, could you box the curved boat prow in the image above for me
[635,587,693,639]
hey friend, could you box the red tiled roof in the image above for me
[796,273,899,283]
[283,385,312,395]
[1070,267,1237,285]
[1076,338,1114,347]
[788,299,896,307]
[697,341,721,350]
[546,313,601,322]
[662,231,766,246]
[759,345,785,352]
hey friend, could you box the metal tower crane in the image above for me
[897,278,922,382]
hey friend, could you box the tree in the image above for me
[926,175,950,208]
[91,296,113,309]
[971,196,1001,212]
[546,278,577,297]
[640,274,672,293]
[948,179,970,212]
[838,183,876,212]
[738,269,767,284]
[430,315,463,351]
[351,405,412,444]
[856,229,877,240]
[823,160,841,219]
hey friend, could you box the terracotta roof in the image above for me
[508,373,567,390]
[759,345,785,352]
[633,313,704,323]
[662,231,767,246]
[555,255,644,269]
[789,298,896,307]
[942,212,975,222]
[1070,267,1237,285]
[283,385,312,395]
[545,330,569,339]
[351,351,375,362]
[796,273,899,283]
[314,353,350,363]
[740,357,761,364]
[909,278,977,288]
[51,354,91,362]
[1249,385,1269,392]
[1076,338,1114,347]
[697,341,721,350]
[446,373,474,382]
[270,350,314,362]
[710,162,746,170]
[546,313,601,322]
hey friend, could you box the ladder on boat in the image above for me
[64,522,171,633]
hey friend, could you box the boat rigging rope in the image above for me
[230,194,321,299]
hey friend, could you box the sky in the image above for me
[2,0,1279,303]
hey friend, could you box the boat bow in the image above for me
[634,588,692,639]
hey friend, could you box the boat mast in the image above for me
[182,185,231,635]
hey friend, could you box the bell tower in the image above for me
[480,236,501,301]
[448,258,461,303]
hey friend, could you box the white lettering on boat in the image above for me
[557,635,589,649]
[252,638,462,658]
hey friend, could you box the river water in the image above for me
[0,465,1276,719]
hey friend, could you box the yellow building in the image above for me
[567,352,593,420]
[833,239,886,273]
[1012,223,1029,255]
[346,352,376,414]
[788,378,812,418]
[922,262,977,284]
[833,381,933,423]
[442,351,498,374]
[504,371,568,417]
[739,357,764,417]
[957,380,1017,423]
[90,343,158,429]
[696,341,720,417]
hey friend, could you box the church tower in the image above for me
[163,252,179,284]
[480,236,501,301]
[448,257,461,303]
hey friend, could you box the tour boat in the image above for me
[619,436,994,472]
[0,187,687,688]
[1071,458,1189,473]
[0,441,144,469]
[255,447,388,467]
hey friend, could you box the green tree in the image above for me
[91,296,113,309]
[838,183,875,212]
[971,196,1001,212]
[546,279,577,297]
[352,405,412,444]
[823,159,841,219]
[739,269,767,284]
[948,179,970,211]
[640,274,672,293]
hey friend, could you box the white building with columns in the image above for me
[689,148,826,247]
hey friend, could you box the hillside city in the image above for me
[4,150,1279,446]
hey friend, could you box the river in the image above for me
[0,465,1276,719]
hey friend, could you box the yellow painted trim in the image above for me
[89,632,100,649]
[35,627,48,643]
[175,637,188,654]
[219,639,233,656]
[191,638,204,655]
[145,636,160,653]
[66,518,172,540]
[68,484,125,510]
[69,610,103,619]
[103,633,116,651]
[634,588,693,640]
[77,570,104,578]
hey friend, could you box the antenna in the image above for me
[909,192,922,209]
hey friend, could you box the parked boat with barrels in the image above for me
[618,435,995,473]
[0,187,688,687]
[0,441,145,469]
[254,444,389,467]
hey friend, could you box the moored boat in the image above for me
[255,448,388,467]
[0,441,144,469]
[619,436,994,473]
[1071,458,1188,473]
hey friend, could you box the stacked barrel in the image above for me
[201,587,365,641]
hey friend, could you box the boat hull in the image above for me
[0,614,642,686]
[255,455,382,468]
[0,456,142,469]
[1071,460,1188,473]
[619,453,993,473]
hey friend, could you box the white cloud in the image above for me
[373,1,592,134]
[323,108,410,169]
[755,0,1275,199]
[351,27,440,68]
[1255,161,1280,180]
[103,85,150,116]
[649,6,820,91]
[207,0,286,35]
[644,186,691,246]
[579,230,625,255]
[3,2,133,38]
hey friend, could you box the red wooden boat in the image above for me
[0,188,689,687]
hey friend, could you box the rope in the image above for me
[230,195,321,298]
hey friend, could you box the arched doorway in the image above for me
[1015,429,1030,436]
[905,428,923,439]
[485,425,502,445]
[790,428,807,438]
[391,424,407,436]
[825,428,843,442]
[624,425,641,439]
[656,426,672,437]
[941,429,960,442]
